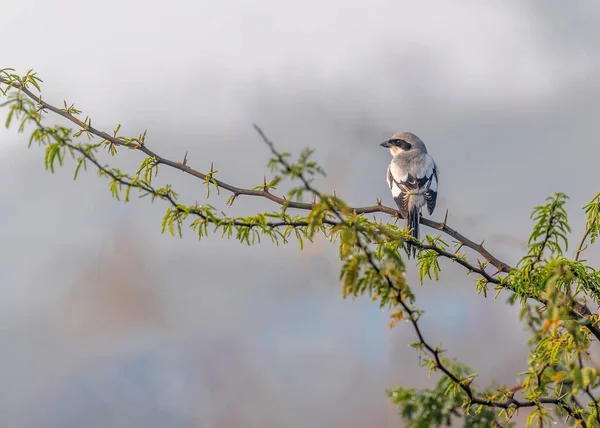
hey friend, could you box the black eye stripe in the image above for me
[389,139,411,150]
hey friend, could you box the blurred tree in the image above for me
[2,68,600,427]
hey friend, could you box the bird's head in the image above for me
[380,132,427,156]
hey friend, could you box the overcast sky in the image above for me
[2,1,600,427]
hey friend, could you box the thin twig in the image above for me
[575,225,592,262]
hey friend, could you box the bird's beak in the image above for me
[380,140,391,148]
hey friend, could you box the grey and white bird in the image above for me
[380,132,439,258]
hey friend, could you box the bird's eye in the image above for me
[392,139,411,150]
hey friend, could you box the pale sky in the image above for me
[2,1,600,426]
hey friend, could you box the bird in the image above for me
[380,132,439,258]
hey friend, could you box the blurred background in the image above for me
[2,0,600,426]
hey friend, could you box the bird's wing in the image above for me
[424,162,438,215]
[387,165,410,218]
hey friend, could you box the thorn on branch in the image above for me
[36,96,45,113]
[454,243,464,255]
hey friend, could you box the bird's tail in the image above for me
[407,204,420,259]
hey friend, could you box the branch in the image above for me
[0,77,513,275]
[254,126,587,426]
[371,249,586,424]
[402,292,584,421]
